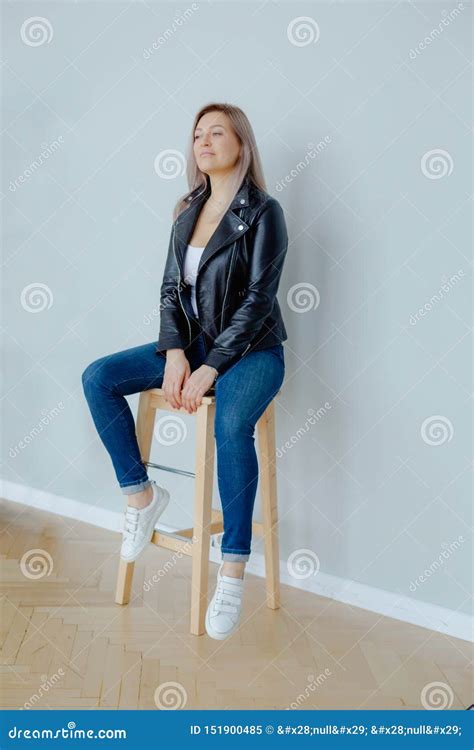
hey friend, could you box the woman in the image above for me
[82,102,288,640]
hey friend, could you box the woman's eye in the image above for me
[194,132,222,140]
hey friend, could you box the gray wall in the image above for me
[2,1,472,616]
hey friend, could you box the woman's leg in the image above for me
[81,342,168,496]
[214,345,285,571]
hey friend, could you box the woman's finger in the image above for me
[181,385,191,414]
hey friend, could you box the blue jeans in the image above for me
[81,333,285,562]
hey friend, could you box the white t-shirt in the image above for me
[183,244,205,318]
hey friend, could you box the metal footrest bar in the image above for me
[144,460,195,478]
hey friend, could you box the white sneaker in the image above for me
[120,480,170,562]
[205,562,245,640]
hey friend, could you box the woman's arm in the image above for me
[156,230,189,352]
[202,197,288,374]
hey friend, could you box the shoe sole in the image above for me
[120,485,170,563]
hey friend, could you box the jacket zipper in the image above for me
[220,243,237,333]
[173,229,192,346]
[193,273,212,356]
[219,236,250,356]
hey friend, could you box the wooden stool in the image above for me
[114,387,281,635]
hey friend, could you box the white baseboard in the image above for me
[1,479,472,643]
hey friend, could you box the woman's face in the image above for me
[193,111,241,177]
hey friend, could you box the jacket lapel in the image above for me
[173,176,250,277]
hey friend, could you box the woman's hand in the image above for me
[181,365,218,413]
[163,349,190,410]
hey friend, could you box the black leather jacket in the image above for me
[155,174,288,375]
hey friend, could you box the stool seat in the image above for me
[142,386,216,410]
[115,385,281,635]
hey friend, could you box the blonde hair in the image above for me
[172,102,267,222]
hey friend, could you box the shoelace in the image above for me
[214,578,243,615]
[123,506,140,542]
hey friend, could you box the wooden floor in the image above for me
[0,499,471,710]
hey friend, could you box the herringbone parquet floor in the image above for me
[1,499,472,710]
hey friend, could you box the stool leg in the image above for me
[115,559,135,605]
[257,400,281,609]
[190,401,215,635]
[115,390,156,606]
[136,390,157,463]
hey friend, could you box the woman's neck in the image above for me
[207,171,236,213]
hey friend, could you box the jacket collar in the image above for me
[174,174,251,276]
